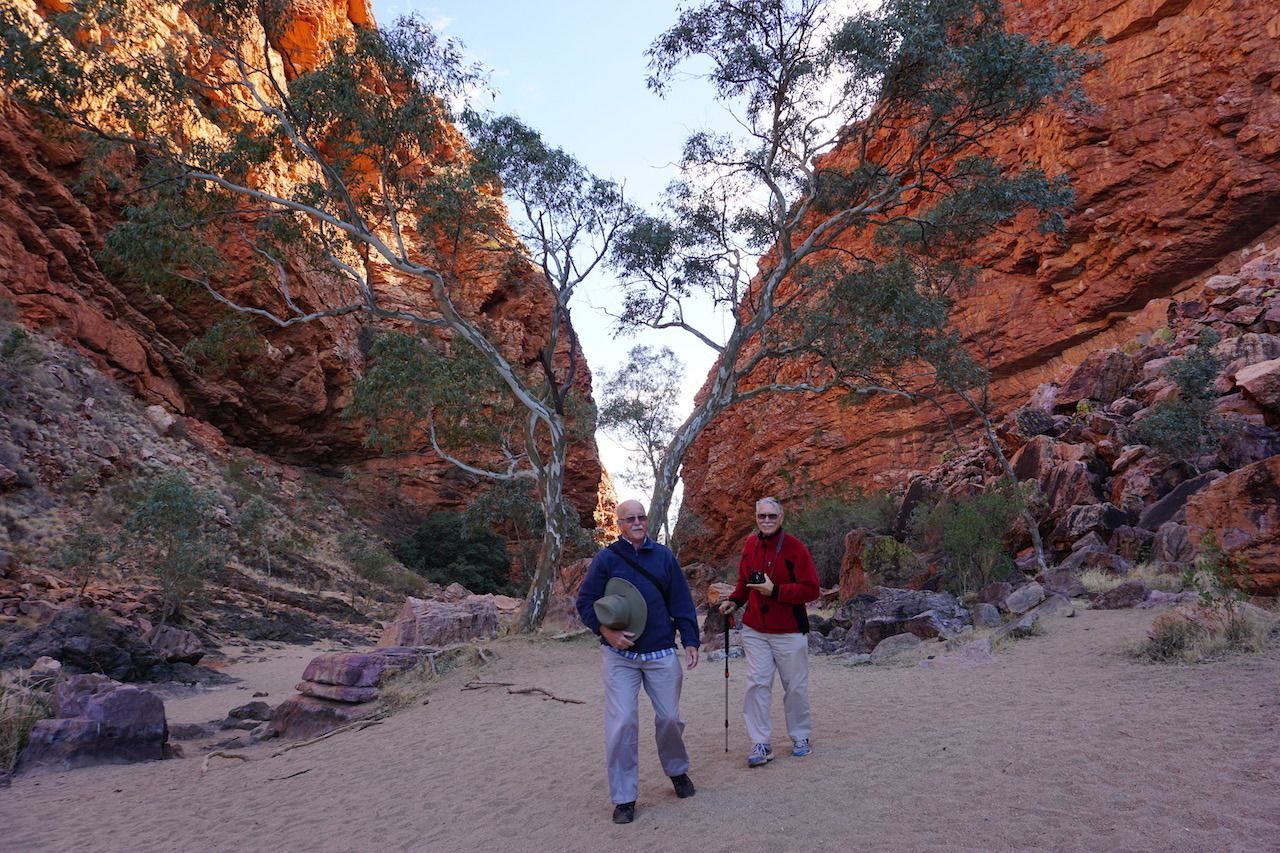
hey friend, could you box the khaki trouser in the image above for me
[601,648,689,804]
[741,625,811,746]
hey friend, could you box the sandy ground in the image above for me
[3,608,1279,853]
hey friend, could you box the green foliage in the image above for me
[786,492,896,587]
[1186,531,1243,607]
[56,525,106,594]
[910,483,1026,595]
[125,469,228,623]
[597,345,684,497]
[1075,399,1094,414]
[1132,329,1223,465]
[337,531,396,588]
[1,327,37,362]
[347,329,523,457]
[862,537,926,589]
[399,512,514,595]
[183,314,264,377]
[461,482,593,589]
[1151,327,1174,344]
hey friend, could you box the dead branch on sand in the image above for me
[201,751,251,774]
[507,687,584,705]
[461,680,516,690]
[270,715,387,758]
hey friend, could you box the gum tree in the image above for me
[613,0,1086,533]
[0,1,628,630]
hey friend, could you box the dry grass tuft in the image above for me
[0,673,52,773]
[377,645,494,712]
[1136,601,1278,663]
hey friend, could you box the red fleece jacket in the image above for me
[728,530,820,634]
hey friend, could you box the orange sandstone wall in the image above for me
[0,0,607,525]
[678,0,1280,563]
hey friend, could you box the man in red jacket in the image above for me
[718,496,820,767]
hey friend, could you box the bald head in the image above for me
[616,500,649,547]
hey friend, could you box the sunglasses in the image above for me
[620,514,648,524]
[756,513,779,520]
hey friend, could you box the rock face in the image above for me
[18,674,168,774]
[0,0,606,527]
[1185,456,1280,594]
[679,0,1280,563]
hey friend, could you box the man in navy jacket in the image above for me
[576,499,700,825]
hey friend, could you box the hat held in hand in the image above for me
[593,577,647,636]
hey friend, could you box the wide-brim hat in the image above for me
[593,577,647,636]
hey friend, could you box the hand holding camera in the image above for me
[748,571,766,584]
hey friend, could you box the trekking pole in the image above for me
[724,611,731,753]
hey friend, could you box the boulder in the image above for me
[143,623,204,664]
[870,632,923,665]
[295,681,380,703]
[1216,421,1280,470]
[1004,582,1045,615]
[1137,471,1224,531]
[301,647,431,688]
[378,596,499,647]
[1091,580,1150,610]
[1049,503,1128,549]
[835,588,969,653]
[1185,456,1280,595]
[1109,526,1155,562]
[1235,358,1280,412]
[0,608,161,681]
[18,674,168,774]
[971,603,1002,628]
[1056,350,1137,409]
[266,694,378,741]
[1151,522,1194,565]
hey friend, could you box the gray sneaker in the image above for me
[747,742,773,767]
[792,737,812,757]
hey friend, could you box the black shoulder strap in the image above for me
[608,541,670,601]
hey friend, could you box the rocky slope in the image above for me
[678,0,1280,562]
[0,0,608,529]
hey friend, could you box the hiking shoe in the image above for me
[792,738,812,757]
[747,743,773,767]
[671,773,696,798]
[612,802,636,824]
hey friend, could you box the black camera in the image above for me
[748,572,766,584]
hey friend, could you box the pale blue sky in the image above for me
[370,2,732,497]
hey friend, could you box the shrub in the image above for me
[787,491,896,587]
[56,525,106,594]
[1132,329,1223,465]
[125,469,228,623]
[399,512,513,595]
[337,531,399,603]
[910,483,1025,595]
[1136,604,1276,663]
[1080,568,1125,595]
[862,537,925,588]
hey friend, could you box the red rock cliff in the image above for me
[0,0,607,525]
[679,0,1280,562]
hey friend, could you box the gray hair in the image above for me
[755,496,783,514]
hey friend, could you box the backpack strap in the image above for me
[607,540,671,602]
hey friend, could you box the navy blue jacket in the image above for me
[575,537,700,654]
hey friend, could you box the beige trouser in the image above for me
[601,648,689,804]
[741,625,811,745]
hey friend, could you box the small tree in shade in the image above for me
[125,469,228,624]
[612,0,1086,539]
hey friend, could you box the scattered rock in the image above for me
[1004,582,1045,615]
[870,632,923,665]
[1092,580,1150,610]
[971,603,1001,628]
[18,674,168,774]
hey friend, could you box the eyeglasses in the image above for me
[756,513,779,520]
[619,514,648,524]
